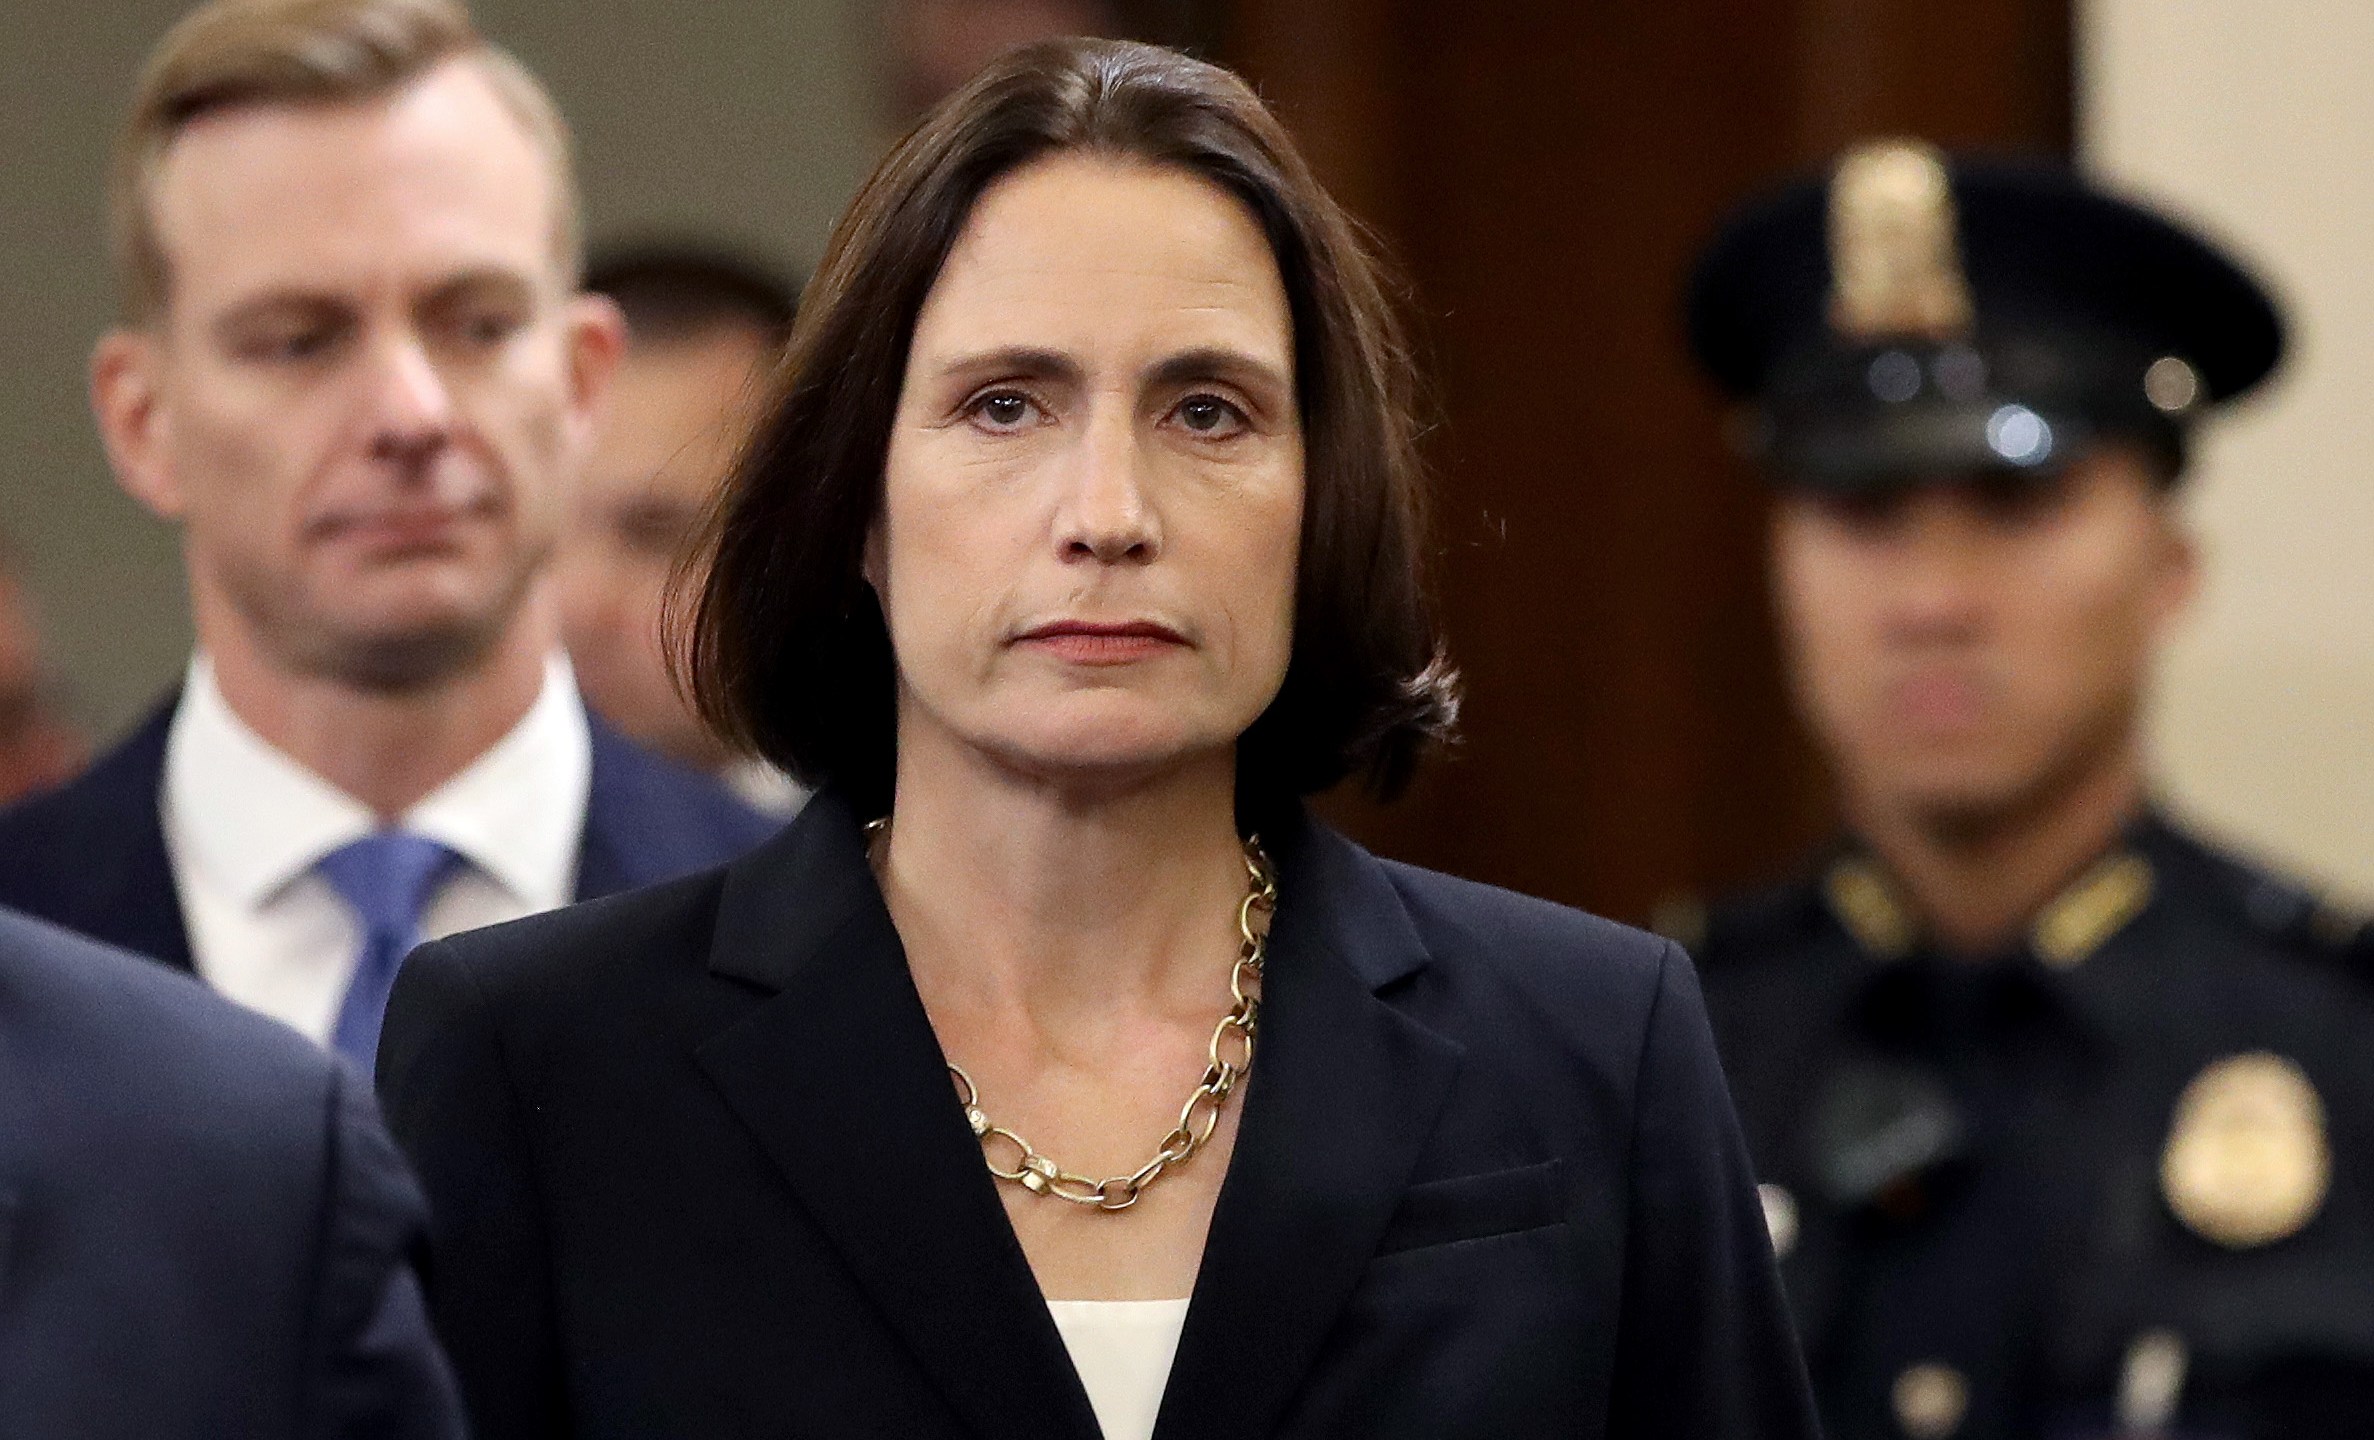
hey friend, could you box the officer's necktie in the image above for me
[318,831,458,1073]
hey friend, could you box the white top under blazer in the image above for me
[1045,1299,1191,1440]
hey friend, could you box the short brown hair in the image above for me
[586,243,800,349]
[110,0,580,325]
[687,38,1458,818]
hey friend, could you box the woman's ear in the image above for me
[861,519,888,597]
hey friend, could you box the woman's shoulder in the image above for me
[1350,844,1684,1030]
[1378,857,1668,960]
[417,863,735,1006]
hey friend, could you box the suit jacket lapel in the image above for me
[1158,812,1464,1439]
[693,794,1100,1440]
[573,719,644,901]
[29,703,195,971]
[0,1187,16,1306]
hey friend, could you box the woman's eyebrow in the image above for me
[1145,346,1290,396]
[933,346,1082,385]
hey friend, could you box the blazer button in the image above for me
[1892,1362,1968,1439]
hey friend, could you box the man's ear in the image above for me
[90,329,183,520]
[2153,506,2202,630]
[559,291,628,453]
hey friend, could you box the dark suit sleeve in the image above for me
[1608,941,1820,1439]
[302,1062,468,1440]
[377,939,568,1439]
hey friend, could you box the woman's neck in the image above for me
[876,728,1252,1033]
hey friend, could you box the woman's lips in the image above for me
[1013,620,1189,666]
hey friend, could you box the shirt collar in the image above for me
[163,653,592,911]
[1823,825,2159,971]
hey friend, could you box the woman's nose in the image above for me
[1056,411,1161,564]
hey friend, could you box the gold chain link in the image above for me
[943,835,1278,1212]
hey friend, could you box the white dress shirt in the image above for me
[161,653,593,1043]
[1045,1299,1190,1440]
[720,756,810,819]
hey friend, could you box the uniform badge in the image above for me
[2160,1052,2329,1248]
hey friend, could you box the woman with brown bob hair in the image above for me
[381,38,1817,1440]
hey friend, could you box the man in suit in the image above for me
[1682,141,2374,1439]
[0,904,463,1436]
[557,245,805,815]
[0,0,775,1069]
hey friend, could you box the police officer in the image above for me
[1683,140,2374,1440]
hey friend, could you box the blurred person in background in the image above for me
[0,0,775,1074]
[559,243,805,815]
[0,906,462,1437]
[884,0,1204,121]
[0,543,88,803]
[1684,140,2374,1440]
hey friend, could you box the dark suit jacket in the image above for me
[379,791,1818,1439]
[0,696,780,970]
[0,906,462,1439]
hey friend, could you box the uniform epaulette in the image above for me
[2156,823,2374,974]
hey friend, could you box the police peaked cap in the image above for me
[1684,142,2285,489]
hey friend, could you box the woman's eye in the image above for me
[969,390,1038,430]
[1173,394,1249,438]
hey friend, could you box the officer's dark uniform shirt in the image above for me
[1696,814,2374,1440]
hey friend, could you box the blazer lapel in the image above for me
[573,718,653,900]
[0,1186,15,1304]
[692,795,1101,1440]
[16,702,195,971]
[1157,812,1465,1439]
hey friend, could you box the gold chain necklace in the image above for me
[870,820,1279,1213]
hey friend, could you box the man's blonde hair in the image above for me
[110,0,582,325]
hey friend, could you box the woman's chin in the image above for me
[973,722,1233,791]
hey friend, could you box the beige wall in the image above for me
[0,0,878,739]
[2082,0,2374,903]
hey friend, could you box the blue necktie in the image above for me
[319,831,458,1072]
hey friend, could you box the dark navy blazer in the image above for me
[0,906,463,1438]
[0,698,781,970]
[379,791,1820,1439]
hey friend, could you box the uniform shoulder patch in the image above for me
[2155,822,2374,974]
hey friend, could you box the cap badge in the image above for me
[1828,139,1976,342]
[2161,1051,2329,1248]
